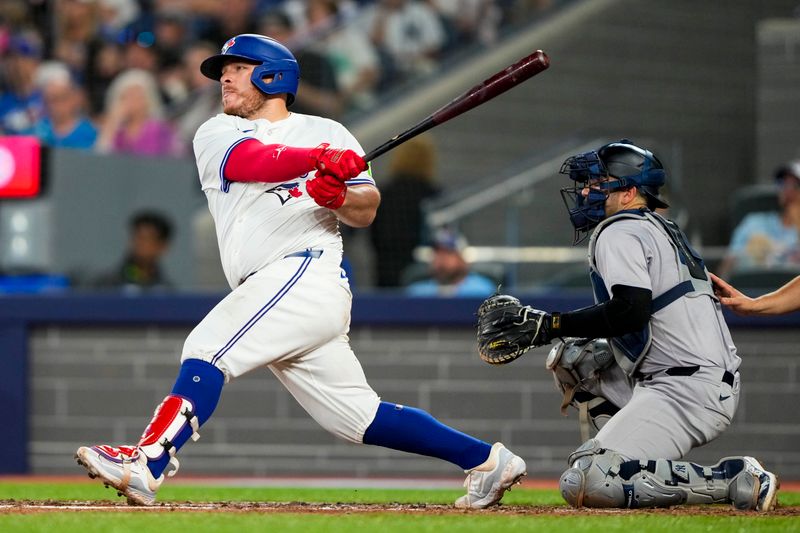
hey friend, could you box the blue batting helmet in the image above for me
[200,34,300,106]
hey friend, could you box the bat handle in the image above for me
[363,117,436,163]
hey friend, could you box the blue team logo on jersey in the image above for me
[266,182,302,205]
[222,37,236,54]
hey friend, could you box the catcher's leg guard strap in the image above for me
[561,443,748,509]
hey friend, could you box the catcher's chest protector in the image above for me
[587,210,715,376]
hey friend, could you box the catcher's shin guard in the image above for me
[138,394,200,467]
[560,441,778,510]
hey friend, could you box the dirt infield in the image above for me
[1,500,799,516]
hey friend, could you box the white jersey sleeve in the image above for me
[193,113,374,190]
[193,114,258,192]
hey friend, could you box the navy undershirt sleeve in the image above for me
[556,284,652,338]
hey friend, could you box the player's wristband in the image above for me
[550,312,562,334]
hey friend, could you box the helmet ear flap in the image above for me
[251,60,299,105]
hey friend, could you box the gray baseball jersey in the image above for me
[589,214,742,460]
[593,217,741,375]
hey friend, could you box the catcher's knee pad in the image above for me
[137,394,200,461]
[547,339,631,440]
[562,443,738,509]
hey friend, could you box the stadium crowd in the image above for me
[0,0,551,158]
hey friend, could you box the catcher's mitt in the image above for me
[476,294,552,365]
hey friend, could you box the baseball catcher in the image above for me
[476,139,778,512]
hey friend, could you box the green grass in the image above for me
[0,483,564,506]
[0,482,797,533]
[2,513,799,533]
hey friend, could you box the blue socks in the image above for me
[146,359,224,478]
[144,374,490,476]
[362,402,491,470]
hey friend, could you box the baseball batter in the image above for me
[476,140,778,511]
[75,34,525,509]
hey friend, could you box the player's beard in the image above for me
[224,89,268,119]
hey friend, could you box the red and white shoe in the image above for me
[75,445,177,506]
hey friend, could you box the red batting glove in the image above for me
[306,171,347,209]
[308,143,367,181]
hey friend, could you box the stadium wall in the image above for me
[2,294,798,480]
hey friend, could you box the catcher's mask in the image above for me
[200,34,300,106]
[559,139,668,243]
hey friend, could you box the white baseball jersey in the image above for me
[183,112,381,443]
[589,217,742,460]
[193,112,375,289]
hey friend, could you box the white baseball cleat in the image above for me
[743,456,779,512]
[454,442,527,509]
[75,445,176,506]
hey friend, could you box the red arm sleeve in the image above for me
[223,138,316,183]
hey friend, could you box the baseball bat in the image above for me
[364,50,550,163]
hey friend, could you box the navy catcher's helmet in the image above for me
[200,34,300,106]
[596,140,668,209]
[559,139,668,242]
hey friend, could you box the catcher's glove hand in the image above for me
[476,294,553,365]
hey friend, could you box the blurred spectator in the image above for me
[365,0,446,83]
[0,30,45,134]
[306,0,380,112]
[85,40,125,116]
[94,210,173,291]
[53,0,103,78]
[197,0,259,47]
[405,227,496,297]
[718,161,800,277]
[96,68,185,157]
[169,41,223,146]
[259,9,343,118]
[370,134,441,287]
[123,39,160,72]
[430,0,501,49]
[121,37,189,111]
[153,9,190,64]
[33,61,98,149]
[97,0,141,44]
[0,1,32,53]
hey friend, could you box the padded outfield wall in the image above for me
[1,294,798,480]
